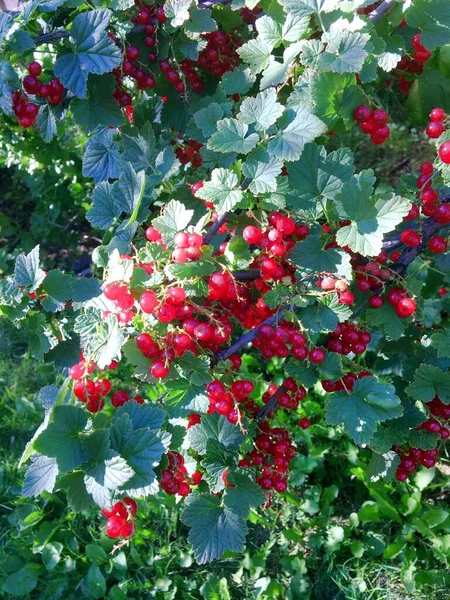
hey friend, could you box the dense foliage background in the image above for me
[1,0,450,598]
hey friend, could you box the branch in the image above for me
[232,269,261,281]
[368,0,398,22]
[33,30,70,45]
[203,212,230,245]
[212,310,283,364]
[255,384,286,420]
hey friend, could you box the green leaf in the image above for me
[224,235,252,269]
[42,542,63,571]
[87,181,122,229]
[22,455,59,497]
[174,353,212,386]
[260,42,304,90]
[71,74,124,133]
[203,439,236,492]
[71,278,102,303]
[238,88,284,133]
[110,414,165,495]
[184,7,217,35]
[255,15,282,47]
[370,400,427,454]
[193,102,224,137]
[115,401,165,430]
[299,295,352,334]
[41,270,72,312]
[186,414,245,454]
[268,107,327,162]
[406,364,450,404]
[335,173,411,257]
[301,26,370,73]
[8,30,36,54]
[153,199,193,245]
[54,9,122,98]
[56,472,94,511]
[0,13,14,47]
[197,168,243,213]
[84,453,134,507]
[225,473,266,518]
[406,0,450,50]
[14,245,46,292]
[431,328,450,358]
[115,162,146,221]
[36,105,58,143]
[2,564,41,597]
[85,564,106,599]
[326,377,402,445]
[82,129,121,183]
[181,491,246,564]
[366,303,407,341]
[367,452,400,483]
[242,148,283,194]
[280,0,340,19]
[121,122,157,172]
[164,0,193,27]
[310,71,364,128]
[78,311,125,369]
[34,406,88,472]
[237,38,272,75]
[290,226,352,279]
[221,66,256,95]
[208,118,259,155]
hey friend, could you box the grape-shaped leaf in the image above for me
[406,364,450,404]
[196,168,243,213]
[268,107,327,162]
[54,9,122,98]
[326,377,402,445]
[208,118,259,155]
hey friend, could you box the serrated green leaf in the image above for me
[280,0,340,18]
[242,149,282,194]
[406,364,450,404]
[367,452,400,483]
[335,172,411,257]
[197,168,243,213]
[406,0,450,50]
[71,74,124,133]
[82,129,121,183]
[41,270,72,312]
[208,118,259,155]
[238,88,284,132]
[237,38,272,75]
[431,328,450,358]
[22,455,59,497]
[54,9,122,98]
[34,406,88,472]
[299,295,352,334]
[87,181,122,229]
[174,353,212,386]
[290,227,352,279]
[14,245,46,292]
[181,491,246,564]
[221,66,256,96]
[193,103,224,137]
[184,6,217,35]
[164,0,193,27]
[268,107,327,162]
[203,439,235,492]
[153,199,193,245]
[326,377,402,445]
[366,303,407,341]
[186,414,245,454]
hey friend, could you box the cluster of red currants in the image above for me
[385,287,417,318]
[317,274,355,306]
[353,105,390,145]
[13,61,64,128]
[70,355,118,411]
[352,259,391,303]
[426,107,447,139]
[262,378,307,411]
[252,320,326,363]
[179,30,242,92]
[159,59,186,94]
[111,389,144,407]
[160,451,202,496]
[205,378,254,424]
[411,33,431,64]
[327,323,372,355]
[321,370,372,393]
[240,6,262,24]
[239,423,297,493]
[394,446,440,482]
[171,230,204,263]
[102,497,137,539]
[243,214,309,259]
[174,138,203,169]
[425,395,450,424]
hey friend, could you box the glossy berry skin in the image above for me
[430,107,445,122]
[243,225,262,245]
[439,141,450,164]
[400,229,421,248]
[427,121,445,139]
[125,46,140,61]
[309,348,326,364]
[428,236,448,253]
[139,290,159,314]
[395,297,417,318]
[28,61,42,77]
[105,515,124,538]
[298,417,311,429]
[353,105,372,123]
[369,295,383,308]
[433,204,450,224]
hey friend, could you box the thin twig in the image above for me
[255,384,286,420]
[368,0,399,23]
